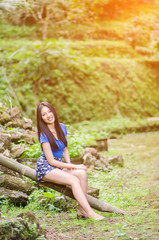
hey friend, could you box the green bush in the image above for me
[27,188,77,212]
[21,143,41,159]
[1,39,159,123]
[0,23,39,39]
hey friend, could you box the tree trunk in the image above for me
[0,154,125,215]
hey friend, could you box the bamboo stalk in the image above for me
[0,154,125,214]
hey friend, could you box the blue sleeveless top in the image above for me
[40,123,67,158]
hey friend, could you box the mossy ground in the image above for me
[1,132,158,239]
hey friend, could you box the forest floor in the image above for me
[36,132,159,240]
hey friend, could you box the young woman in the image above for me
[36,102,105,220]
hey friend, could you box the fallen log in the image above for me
[0,174,33,194]
[0,154,125,215]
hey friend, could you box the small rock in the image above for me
[84,148,98,158]
[0,142,5,153]
[10,131,23,143]
[3,149,12,158]
[83,149,111,171]
[22,117,33,129]
[83,152,96,167]
[0,187,28,206]
[23,133,35,144]
[0,133,11,150]
[98,153,109,165]
[0,113,11,124]
[108,155,124,167]
[10,106,20,117]
[11,145,26,158]
[5,119,23,128]
[94,160,109,171]
[94,159,103,167]
[87,186,99,198]
[25,129,37,138]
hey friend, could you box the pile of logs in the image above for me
[0,106,36,159]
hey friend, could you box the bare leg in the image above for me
[42,169,105,220]
[64,169,88,217]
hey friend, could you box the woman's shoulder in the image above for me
[59,123,67,135]
[40,132,47,137]
[40,132,49,143]
[60,123,66,128]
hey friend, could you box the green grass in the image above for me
[72,117,159,138]
[1,132,159,239]
[0,23,40,40]
[0,37,151,60]
[61,39,138,58]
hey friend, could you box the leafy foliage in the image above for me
[21,143,41,159]
[27,188,77,212]
[68,0,154,22]
[0,0,157,40]
[1,38,159,123]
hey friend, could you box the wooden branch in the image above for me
[0,154,125,214]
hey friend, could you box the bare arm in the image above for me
[63,147,71,163]
[42,143,86,170]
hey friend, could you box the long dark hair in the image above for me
[37,102,67,150]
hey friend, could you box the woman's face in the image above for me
[41,106,55,124]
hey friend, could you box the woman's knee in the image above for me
[74,170,87,183]
[79,170,87,180]
[71,175,80,186]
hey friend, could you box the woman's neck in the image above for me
[48,123,58,139]
[48,123,55,132]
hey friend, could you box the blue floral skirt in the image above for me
[36,155,63,182]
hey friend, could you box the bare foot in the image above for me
[89,212,105,220]
[77,209,88,218]
[77,208,105,220]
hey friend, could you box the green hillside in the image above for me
[0,0,159,123]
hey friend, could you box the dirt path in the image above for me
[43,132,159,240]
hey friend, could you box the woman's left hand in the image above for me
[74,164,87,171]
